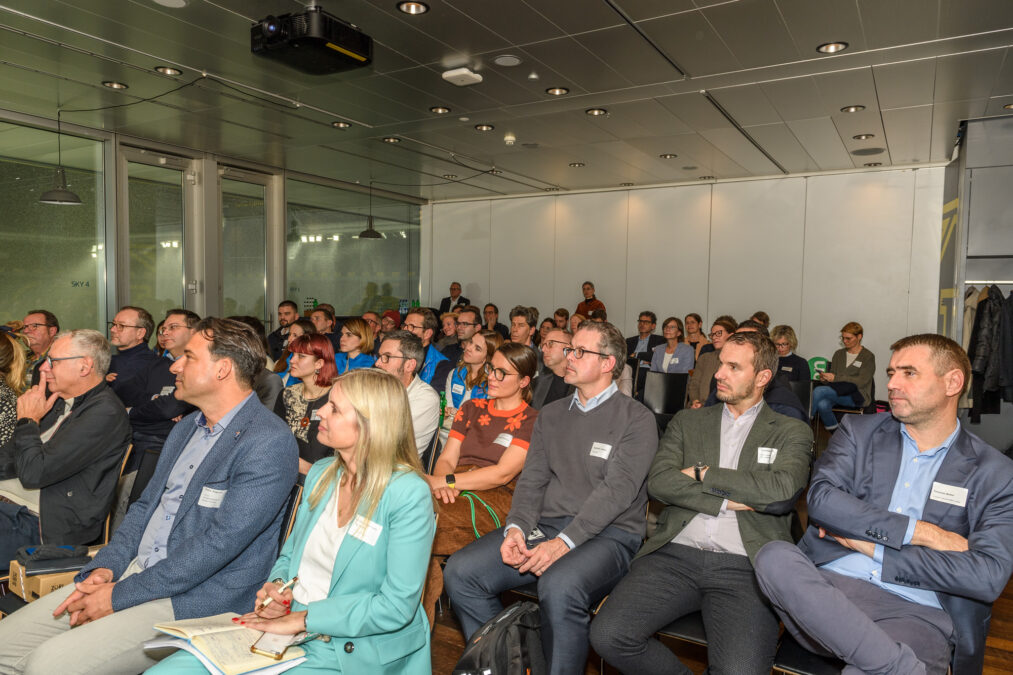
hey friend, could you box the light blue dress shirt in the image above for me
[822,422,960,609]
[136,392,256,568]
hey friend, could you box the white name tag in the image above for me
[198,487,227,508]
[757,447,778,464]
[350,515,383,546]
[930,482,968,507]
[451,383,465,395]
[159,385,175,396]
[590,442,612,459]
[494,433,513,447]
[782,366,793,372]
[310,409,321,421]
[853,360,863,368]
[672,358,679,364]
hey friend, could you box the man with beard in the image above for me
[267,300,299,361]
[373,330,440,456]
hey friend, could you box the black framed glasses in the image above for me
[484,363,518,381]
[543,339,570,349]
[107,321,142,330]
[458,320,481,327]
[45,355,84,367]
[376,353,408,364]
[563,346,609,360]
[22,322,49,330]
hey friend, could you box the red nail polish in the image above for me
[231,617,238,622]
[240,621,246,625]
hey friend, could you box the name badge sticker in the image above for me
[590,442,612,459]
[310,409,322,421]
[350,515,383,546]
[672,358,679,364]
[930,482,968,508]
[159,386,175,397]
[198,487,227,508]
[853,360,863,368]
[782,366,793,372]
[757,447,778,464]
[494,433,513,447]
[451,383,465,395]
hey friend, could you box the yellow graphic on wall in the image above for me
[940,197,958,261]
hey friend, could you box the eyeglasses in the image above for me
[403,322,423,333]
[484,363,518,381]
[709,330,726,338]
[376,352,408,364]
[458,320,481,327]
[22,322,49,330]
[563,346,609,360]
[773,342,790,348]
[363,318,380,327]
[107,321,142,330]
[637,319,654,324]
[45,355,84,367]
[543,339,570,349]
[158,323,187,335]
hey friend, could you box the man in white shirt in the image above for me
[374,330,440,457]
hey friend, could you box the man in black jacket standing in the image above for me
[0,329,131,567]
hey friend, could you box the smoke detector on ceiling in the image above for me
[442,67,483,87]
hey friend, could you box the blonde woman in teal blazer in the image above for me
[147,369,436,675]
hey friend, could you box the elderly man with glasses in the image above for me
[0,329,131,570]
[373,330,440,456]
[445,321,658,675]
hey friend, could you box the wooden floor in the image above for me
[432,578,1013,674]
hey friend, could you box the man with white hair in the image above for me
[0,329,131,566]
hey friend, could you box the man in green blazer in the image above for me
[591,331,813,675]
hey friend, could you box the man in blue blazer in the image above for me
[755,334,1013,675]
[0,318,299,675]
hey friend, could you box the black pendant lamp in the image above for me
[359,183,383,239]
[39,111,82,206]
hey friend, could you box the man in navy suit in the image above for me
[0,318,299,675]
[625,311,665,364]
[754,334,1013,675]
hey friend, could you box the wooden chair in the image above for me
[102,443,134,544]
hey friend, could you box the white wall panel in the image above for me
[908,168,944,336]
[430,201,492,307]
[801,170,917,399]
[553,192,630,325]
[489,196,557,318]
[625,185,712,336]
[708,178,806,331]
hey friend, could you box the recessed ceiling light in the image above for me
[545,87,569,96]
[659,153,677,159]
[332,121,350,128]
[152,0,188,7]
[1004,103,1013,110]
[397,2,429,15]
[474,124,494,131]
[569,162,585,167]
[620,182,634,187]
[102,80,128,90]
[382,136,400,143]
[545,187,561,191]
[494,54,522,67]
[853,133,875,140]
[443,174,458,179]
[429,105,450,114]
[154,66,182,76]
[817,41,848,54]
[489,169,503,175]
[864,162,882,167]
[699,175,716,180]
[585,108,607,116]
[841,104,865,113]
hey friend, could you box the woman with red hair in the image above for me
[273,333,338,475]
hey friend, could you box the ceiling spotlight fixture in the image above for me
[659,153,677,159]
[620,182,634,187]
[699,175,716,180]
[816,41,849,54]
[443,174,458,179]
[841,104,865,113]
[152,0,188,7]
[397,1,429,15]
[102,80,128,90]
[429,105,450,114]
[682,165,698,171]
[493,54,522,67]
[585,108,607,116]
[39,111,82,206]
[154,66,182,76]
[475,124,494,131]
[331,121,350,128]
[545,187,561,192]
[382,136,400,143]
[545,87,569,96]
[568,162,585,167]
[853,133,875,140]
[489,169,503,175]
[864,162,882,167]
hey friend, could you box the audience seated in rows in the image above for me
[531,327,573,410]
[509,305,544,373]
[309,306,341,355]
[273,317,316,386]
[771,324,809,383]
[105,306,167,408]
[273,333,338,475]
[569,313,586,334]
[424,342,540,625]
[537,318,554,346]
[374,330,440,456]
[553,307,569,330]
[333,317,376,374]
[650,316,695,374]
[438,328,502,446]
[378,309,400,342]
[439,304,482,365]
[812,321,876,430]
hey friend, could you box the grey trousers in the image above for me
[754,541,954,675]
[0,559,176,675]
[590,543,780,675]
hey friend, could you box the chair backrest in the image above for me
[642,372,689,415]
[280,483,304,546]
[103,444,134,544]
[422,432,442,475]
[788,379,812,416]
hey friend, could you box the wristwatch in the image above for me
[694,461,708,482]
[446,474,457,489]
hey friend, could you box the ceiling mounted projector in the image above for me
[252,5,372,75]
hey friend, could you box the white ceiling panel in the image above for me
[812,67,881,118]
[744,122,822,172]
[856,0,940,50]
[776,0,868,55]
[934,50,1007,103]
[882,106,933,164]
[786,117,854,169]
[702,0,802,70]
[700,127,782,174]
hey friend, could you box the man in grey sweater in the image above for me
[445,321,658,675]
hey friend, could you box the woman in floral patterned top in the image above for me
[423,342,539,625]
[0,330,28,445]
[273,333,338,475]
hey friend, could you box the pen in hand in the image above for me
[258,576,298,610]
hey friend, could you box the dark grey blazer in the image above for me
[802,413,1013,674]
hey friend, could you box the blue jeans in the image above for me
[811,386,856,428]
[0,502,40,572]
[444,516,640,675]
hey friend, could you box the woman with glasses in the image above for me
[812,321,876,431]
[273,318,317,387]
[147,368,436,675]
[650,317,694,374]
[439,329,503,446]
[771,325,809,383]
[0,330,28,445]
[683,313,710,360]
[273,334,339,476]
[687,316,737,408]
[423,343,538,625]
[333,318,376,374]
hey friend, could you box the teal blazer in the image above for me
[274,458,436,674]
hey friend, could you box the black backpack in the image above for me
[452,601,548,675]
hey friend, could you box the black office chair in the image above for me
[772,634,844,674]
[421,432,442,475]
[642,372,688,432]
[627,358,649,401]
[788,379,812,418]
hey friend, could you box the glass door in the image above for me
[221,175,268,323]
